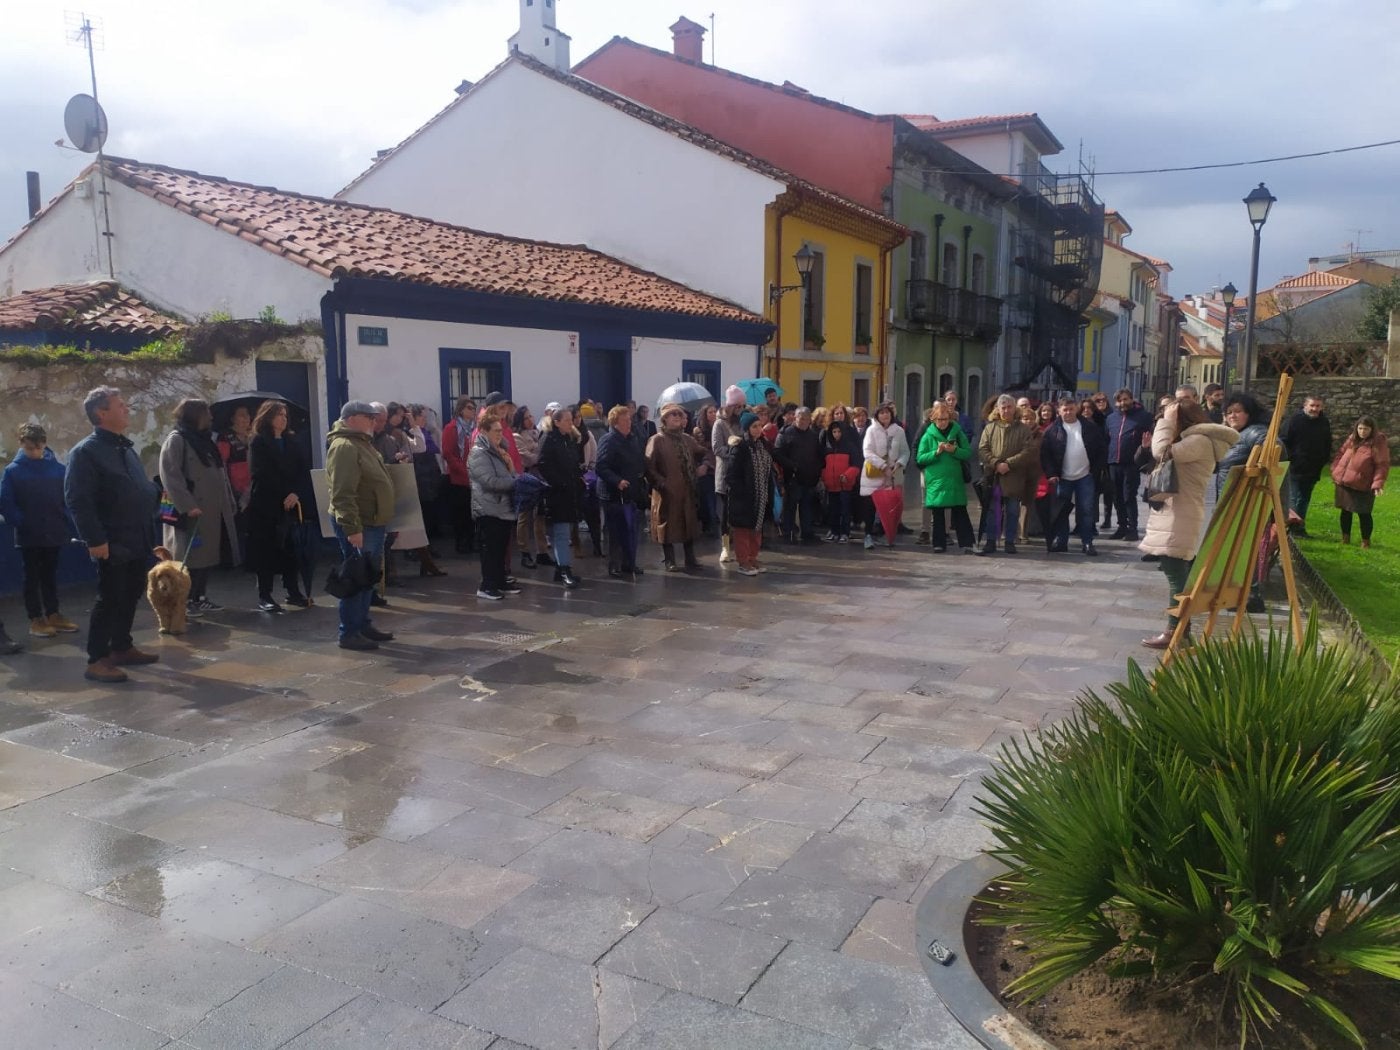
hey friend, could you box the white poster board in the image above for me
[310,464,427,549]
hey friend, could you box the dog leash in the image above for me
[177,512,203,572]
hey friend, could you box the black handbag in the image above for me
[1143,457,1178,504]
[325,548,375,599]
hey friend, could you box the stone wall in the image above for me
[1271,378,1400,436]
[0,334,321,472]
[1248,308,1400,438]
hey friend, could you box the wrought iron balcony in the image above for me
[906,279,1002,341]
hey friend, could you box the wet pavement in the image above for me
[1,523,1184,1049]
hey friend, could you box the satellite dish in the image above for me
[63,93,108,153]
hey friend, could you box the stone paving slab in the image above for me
[0,526,1253,1047]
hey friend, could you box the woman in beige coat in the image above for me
[1138,400,1239,648]
[646,402,715,571]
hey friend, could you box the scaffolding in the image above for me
[1004,168,1103,390]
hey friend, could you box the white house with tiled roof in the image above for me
[0,157,773,432]
[338,42,909,410]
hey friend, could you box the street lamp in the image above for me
[769,244,819,391]
[1220,281,1237,388]
[1240,183,1276,393]
[769,244,816,304]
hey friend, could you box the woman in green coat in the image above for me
[915,400,974,552]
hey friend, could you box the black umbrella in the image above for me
[210,392,310,433]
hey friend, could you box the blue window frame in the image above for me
[680,359,721,401]
[439,347,511,425]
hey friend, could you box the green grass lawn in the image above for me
[1295,477,1400,662]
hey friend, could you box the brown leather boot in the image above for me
[85,657,129,683]
[1361,538,1372,549]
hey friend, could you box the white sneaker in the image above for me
[719,543,732,564]
[863,534,875,550]
[755,563,769,573]
[823,532,837,542]
[736,566,760,576]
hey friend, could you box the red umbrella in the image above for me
[871,486,904,546]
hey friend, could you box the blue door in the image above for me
[255,359,317,471]
[583,346,628,409]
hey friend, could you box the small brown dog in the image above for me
[147,546,191,634]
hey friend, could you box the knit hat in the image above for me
[739,411,759,433]
[544,401,562,414]
[578,402,597,419]
[659,402,686,420]
[724,385,746,407]
[339,400,378,421]
[484,391,507,407]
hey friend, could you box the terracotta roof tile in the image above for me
[1180,332,1221,359]
[100,158,766,325]
[902,112,1064,158]
[342,54,906,246]
[0,281,185,339]
[904,113,1035,133]
[1273,270,1358,289]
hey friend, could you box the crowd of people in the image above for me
[0,380,1388,668]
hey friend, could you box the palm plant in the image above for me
[975,617,1400,1046]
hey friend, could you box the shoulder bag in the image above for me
[1143,457,1178,504]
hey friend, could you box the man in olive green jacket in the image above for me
[325,401,395,650]
[976,394,1037,555]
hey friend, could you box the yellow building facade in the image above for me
[765,189,907,410]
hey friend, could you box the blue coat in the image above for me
[0,448,74,547]
[1103,403,1155,465]
[596,427,648,505]
[64,428,160,563]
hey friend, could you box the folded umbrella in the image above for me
[871,486,904,545]
[514,472,549,513]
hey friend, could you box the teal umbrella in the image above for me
[733,378,783,404]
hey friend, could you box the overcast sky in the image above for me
[5,0,1399,301]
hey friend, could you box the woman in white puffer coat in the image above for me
[859,403,909,549]
[1138,400,1239,649]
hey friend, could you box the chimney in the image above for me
[670,16,706,63]
[26,171,41,219]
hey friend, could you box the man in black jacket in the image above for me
[1103,389,1155,541]
[1040,397,1109,555]
[64,386,161,683]
[1280,394,1332,534]
[774,407,824,543]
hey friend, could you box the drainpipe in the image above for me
[933,214,945,284]
[959,225,972,399]
[932,214,945,398]
[878,244,890,403]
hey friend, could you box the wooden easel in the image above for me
[1160,374,1304,665]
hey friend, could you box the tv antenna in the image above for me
[709,13,715,65]
[63,11,115,278]
[1346,229,1372,259]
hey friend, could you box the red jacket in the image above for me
[442,417,474,487]
[1331,433,1390,493]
